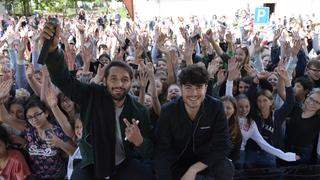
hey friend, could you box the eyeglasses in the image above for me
[27,111,44,123]
[307,96,320,106]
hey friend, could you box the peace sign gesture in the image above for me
[123,118,143,146]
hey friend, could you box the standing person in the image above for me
[41,23,155,179]
[155,64,234,180]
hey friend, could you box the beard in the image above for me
[107,85,130,101]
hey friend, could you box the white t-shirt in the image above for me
[238,117,296,162]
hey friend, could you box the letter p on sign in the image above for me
[254,7,269,25]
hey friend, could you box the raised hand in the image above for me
[244,64,257,78]
[157,32,170,54]
[280,41,291,59]
[217,69,226,86]
[243,29,251,42]
[179,26,189,40]
[0,79,13,103]
[26,64,35,79]
[257,71,271,80]
[41,65,49,78]
[112,29,126,46]
[252,34,263,54]
[204,29,214,43]
[273,28,284,42]
[76,22,85,33]
[95,64,107,83]
[125,26,137,45]
[225,31,233,44]
[46,85,58,108]
[138,32,149,50]
[227,58,241,81]
[123,118,143,146]
[81,37,93,64]
[18,37,28,60]
[277,66,289,83]
[146,62,155,80]
[45,130,63,148]
[182,37,196,61]
[290,39,302,57]
[138,63,148,88]
[207,61,220,78]
[40,22,62,53]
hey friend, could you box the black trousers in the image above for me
[71,159,156,180]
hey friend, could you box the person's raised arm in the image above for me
[205,29,224,57]
[276,58,287,101]
[138,63,148,105]
[46,131,76,155]
[0,79,26,131]
[26,64,41,96]
[226,58,241,97]
[274,67,295,125]
[41,22,91,106]
[46,83,75,139]
[90,64,107,85]
[16,36,28,89]
[30,29,42,72]
[146,62,161,116]
[250,122,298,161]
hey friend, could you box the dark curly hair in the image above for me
[178,64,209,85]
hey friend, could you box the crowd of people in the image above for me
[0,7,320,179]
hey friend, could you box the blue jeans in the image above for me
[287,144,313,165]
[244,149,276,168]
[234,150,246,169]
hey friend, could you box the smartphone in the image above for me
[44,129,54,140]
[191,34,201,43]
[129,63,139,70]
[235,38,241,44]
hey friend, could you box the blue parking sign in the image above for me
[254,7,269,25]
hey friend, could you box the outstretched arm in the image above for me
[41,22,91,106]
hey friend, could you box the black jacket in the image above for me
[45,48,153,178]
[155,95,232,179]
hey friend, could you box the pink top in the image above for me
[0,149,31,180]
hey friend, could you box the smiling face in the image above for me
[307,65,320,81]
[237,98,250,118]
[238,81,250,94]
[144,94,153,109]
[167,84,181,101]
[105,66,132,101]
[9,103,25,120]
[181,84,207,110]
[257,95,273,113]
[26,106,49,129]
[223,100,235,120]
[267,73,278,90]
[60,95,75,114]
[235,48,246,65]
[304,92,320,113]
[74,118,83,139]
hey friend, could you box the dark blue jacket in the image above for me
[155,95,232,179]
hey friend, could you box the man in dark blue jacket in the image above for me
[155,64,234,180]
